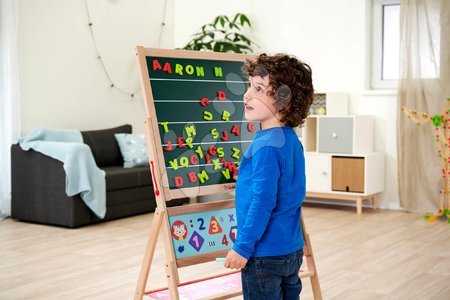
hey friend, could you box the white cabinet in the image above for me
[299,114,384,214]
[305,154,331,192]
[305,152,384,196]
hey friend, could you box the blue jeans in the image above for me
[241,249,304,300]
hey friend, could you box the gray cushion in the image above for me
[81,124,132,167]
[104,166,151,191]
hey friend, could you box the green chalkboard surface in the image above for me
[139,49,259,197]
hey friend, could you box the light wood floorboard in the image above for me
[0,204,449,300]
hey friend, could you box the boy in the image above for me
[224,53,314,299]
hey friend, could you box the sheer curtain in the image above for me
[0,0,21,218]
[397,0,450,212]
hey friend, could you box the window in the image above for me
[371,0,400,89]
[381,4,400,80]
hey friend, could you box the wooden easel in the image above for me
[134,47,322,299]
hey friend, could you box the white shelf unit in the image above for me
[302,115,374,154]
[310,92,349,116]
[298,114,385,214]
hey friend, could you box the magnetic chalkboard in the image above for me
[136,48,258,200]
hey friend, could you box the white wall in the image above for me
[18,0,174,134]
[17,0,399,209]
[174,0,399,209]
[176,0,358,92]
[358,91,399,210]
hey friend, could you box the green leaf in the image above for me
[222,42,235,52]
[204,42,212,50]
[224,32,234,40]
[235,34,255,47]
[213,42,221,52]
[221,43,230,53]
[213,16,220,26]
[240,14,251,27]
[237,34,249,43]
[232,13,240,24]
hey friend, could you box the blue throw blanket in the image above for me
[19,128,106,218]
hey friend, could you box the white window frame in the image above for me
[371,0,400,90]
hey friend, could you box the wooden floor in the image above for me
[0,204,449,300]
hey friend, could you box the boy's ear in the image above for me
[274,84,292,110]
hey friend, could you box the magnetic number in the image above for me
[192,235,200,248]
[197,218,205,230]
[222,234,229,246]
[211,220,219,233]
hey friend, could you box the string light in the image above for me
[84,0,168,100]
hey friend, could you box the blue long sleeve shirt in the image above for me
[233,126,305,259]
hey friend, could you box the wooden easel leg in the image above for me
[134,209,165,300]
[301,215,323,300]
[165,259,180,299]
[161,216,181,300]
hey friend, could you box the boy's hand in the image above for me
[224,249,247,269]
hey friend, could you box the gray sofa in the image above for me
[11,124,188,228]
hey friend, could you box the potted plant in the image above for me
[182,13,258,53]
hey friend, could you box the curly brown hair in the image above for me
[242,53,314,127]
